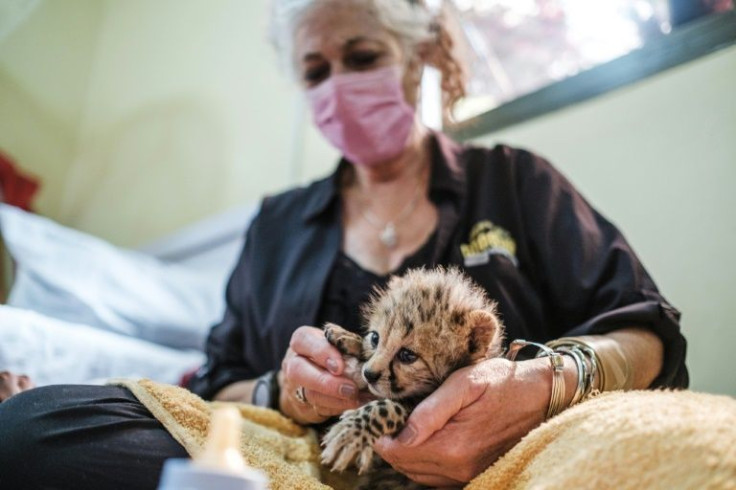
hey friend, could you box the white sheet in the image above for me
[0,305,205,386]
[0,204,234,350]
[0,203,257,387]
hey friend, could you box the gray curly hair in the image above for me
[268,0,466,115]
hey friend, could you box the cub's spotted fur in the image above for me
[321,267,505,489]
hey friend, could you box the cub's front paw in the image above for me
[323,323,364,357]
[321,408,375,474]
[321,400,407,474]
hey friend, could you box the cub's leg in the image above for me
[321,399,408,474]
[323,323,366,388]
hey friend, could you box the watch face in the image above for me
[252,379,270,407]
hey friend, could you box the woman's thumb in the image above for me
[395,379,466,447]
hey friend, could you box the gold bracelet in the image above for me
[506,339,567,420]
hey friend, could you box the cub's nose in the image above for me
[363,369,381,384]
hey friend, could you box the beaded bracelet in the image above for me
[506,339,567,420]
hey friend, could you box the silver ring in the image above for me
[295,386,309,405]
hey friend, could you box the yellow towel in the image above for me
[112,379,736,490]
[469,390,736,490]
[113,378,338,489]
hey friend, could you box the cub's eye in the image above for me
[368,331,379,348]
[397,348,417,364]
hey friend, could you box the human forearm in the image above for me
[550,327,664,408]
[213,379,257,402]
[568,327,664,390]
[521,326,665,418]
[595,327,663,389]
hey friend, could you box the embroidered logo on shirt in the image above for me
[460,220,518,267]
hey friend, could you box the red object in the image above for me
[178,366,200,389]
[0,151,40,211]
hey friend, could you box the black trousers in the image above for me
[0,385,188,490]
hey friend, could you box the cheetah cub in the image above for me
[321,267,505,487]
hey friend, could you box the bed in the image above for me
[0,203,256,386]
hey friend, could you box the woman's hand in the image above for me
[279,326,362,425]
[0,371,35,402]
[374,357,556,487]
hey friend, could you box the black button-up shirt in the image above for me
[189,133,687,399]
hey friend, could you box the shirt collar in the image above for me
[301,131,466,222]
[428,130,466,197]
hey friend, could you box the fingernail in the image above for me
[339,384,356,398]
[397,424,416,446]
[326,358,339,375]
[374,436,389,451]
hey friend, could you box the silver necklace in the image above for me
[358,181,423,249]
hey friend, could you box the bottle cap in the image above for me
[158,459,267,490]
[157,407,268,490]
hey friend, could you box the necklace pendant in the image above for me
[380,222,397,248]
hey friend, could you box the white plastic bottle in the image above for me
[157,406,268,490]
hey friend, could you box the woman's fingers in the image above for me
[280,326,361,424]
[17,375,35,391]
[300,387,359,413]
[279,363,359,423]
[0,371,33,402]
[283,351,358,404]
[289,326,343,375]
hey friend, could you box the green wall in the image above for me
[1,0,302,247]
[0,0,103,215]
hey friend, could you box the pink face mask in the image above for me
[305,65,416,166]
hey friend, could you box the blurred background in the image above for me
[0,0,734,395]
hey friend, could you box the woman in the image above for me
[0,0,687,488]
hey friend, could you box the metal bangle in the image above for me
[556,346,587,406]
[575,344,600,396]
[547,338,603,393]
[506,339,567,420]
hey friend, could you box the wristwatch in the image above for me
[252,370,280,409]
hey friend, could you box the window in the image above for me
[440,0,735,138]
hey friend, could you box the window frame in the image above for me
[447,10,736,141]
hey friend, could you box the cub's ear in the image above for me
[467,309,500,360]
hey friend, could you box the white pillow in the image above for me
[0,204,232,350]
[0,305,204,386]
